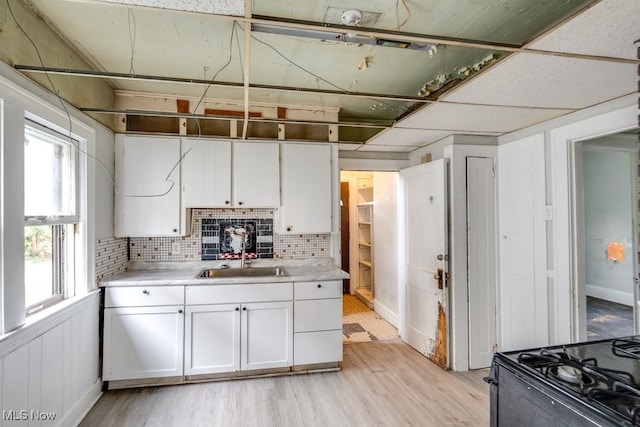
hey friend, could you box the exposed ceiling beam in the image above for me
[79,107,393,129]
[14,65,433,104]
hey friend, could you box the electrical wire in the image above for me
[128,8,137,75]
[6,0,173,198]
[395,0,411,31]
[187,20,239,145]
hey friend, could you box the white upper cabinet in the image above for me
[181,138,232,207]
[115,135,181,237]
[281,143,332,233]
[233,142,280,207]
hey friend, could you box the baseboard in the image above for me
[586,284,633,306]
[58,379,102,427]
[373,300,399,329]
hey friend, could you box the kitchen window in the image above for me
[24,120,78,315]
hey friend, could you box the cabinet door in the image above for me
[185,304,240,375]
[115,135,181,237]
[103,306,184,381]
[233,142,280,207]
[281,143,332,233]
[181,138,232,208]
[241,301,293,371]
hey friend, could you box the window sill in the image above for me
[0,291,100,359]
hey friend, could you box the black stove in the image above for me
[487,336,640,426]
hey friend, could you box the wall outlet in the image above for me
[172,242,181,254]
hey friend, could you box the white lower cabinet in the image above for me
[185,284,294,376]
[293,281,343,365]
[103,305,185,381]
[103,286,185,381]
[102,279,341,384]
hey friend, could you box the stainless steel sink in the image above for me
[196,266,288,279]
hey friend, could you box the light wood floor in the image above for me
[80,340,489,427]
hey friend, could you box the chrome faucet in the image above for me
[240,231,247,269]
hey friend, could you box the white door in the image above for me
[399,159,449,369]
[181,138,232,207]
[115,135,181,237]
[241,301,293,370]
[467,157,497,369]
[281,143,332,233]
[184,304,240,375]
[103,306,184,381]
[233,142,280,207]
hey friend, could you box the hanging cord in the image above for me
[128,8,137,75]
[395,0,411,31]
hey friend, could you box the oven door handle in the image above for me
[483,375,498,386]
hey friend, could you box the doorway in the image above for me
[576,131,639,340]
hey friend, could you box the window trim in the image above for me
[23,120,80,316]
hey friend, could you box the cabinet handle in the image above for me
[242,307,247,311]
[317,284,322,288]
[225,200,230,205]
[286,225,293,232]
[235,307,240,311]
[142,290,149,295]
[172,228,178,233]
[178,309,183,314]
[239,201,244,206]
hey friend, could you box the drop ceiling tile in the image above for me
[94,0,244,16]
[396,103,572,133]
[528,0,640,60]
[365,128,453,147]
[442,53,636,109]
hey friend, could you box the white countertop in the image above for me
[100,258,350,287]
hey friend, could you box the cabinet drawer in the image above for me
[294,298,342,332]
[105,286,184,308]
[294,281,342,300]
[294,330,343,365]
[186,283,293,305]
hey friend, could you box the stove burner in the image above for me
[555,365,585,384]
[613,338,640,359]
[518,348,637,394]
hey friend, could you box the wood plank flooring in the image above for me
[587,296,634,341]
[80,340,490,427]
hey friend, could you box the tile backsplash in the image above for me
[129,208,332,261]
[95,237,128,282]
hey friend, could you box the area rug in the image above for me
[343,294,399,343]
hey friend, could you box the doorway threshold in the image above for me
[354,287,374,309]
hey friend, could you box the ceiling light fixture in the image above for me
[341,9,362,26]
[251,23,438,54]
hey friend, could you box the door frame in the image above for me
[571,136,639,341]
[548,101,637,345]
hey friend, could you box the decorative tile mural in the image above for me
[201,218,273,260]
[129,208,332,261]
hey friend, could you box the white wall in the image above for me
[498,134,548,351]
[372,172,399,327]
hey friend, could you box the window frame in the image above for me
[24,119,80,315]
